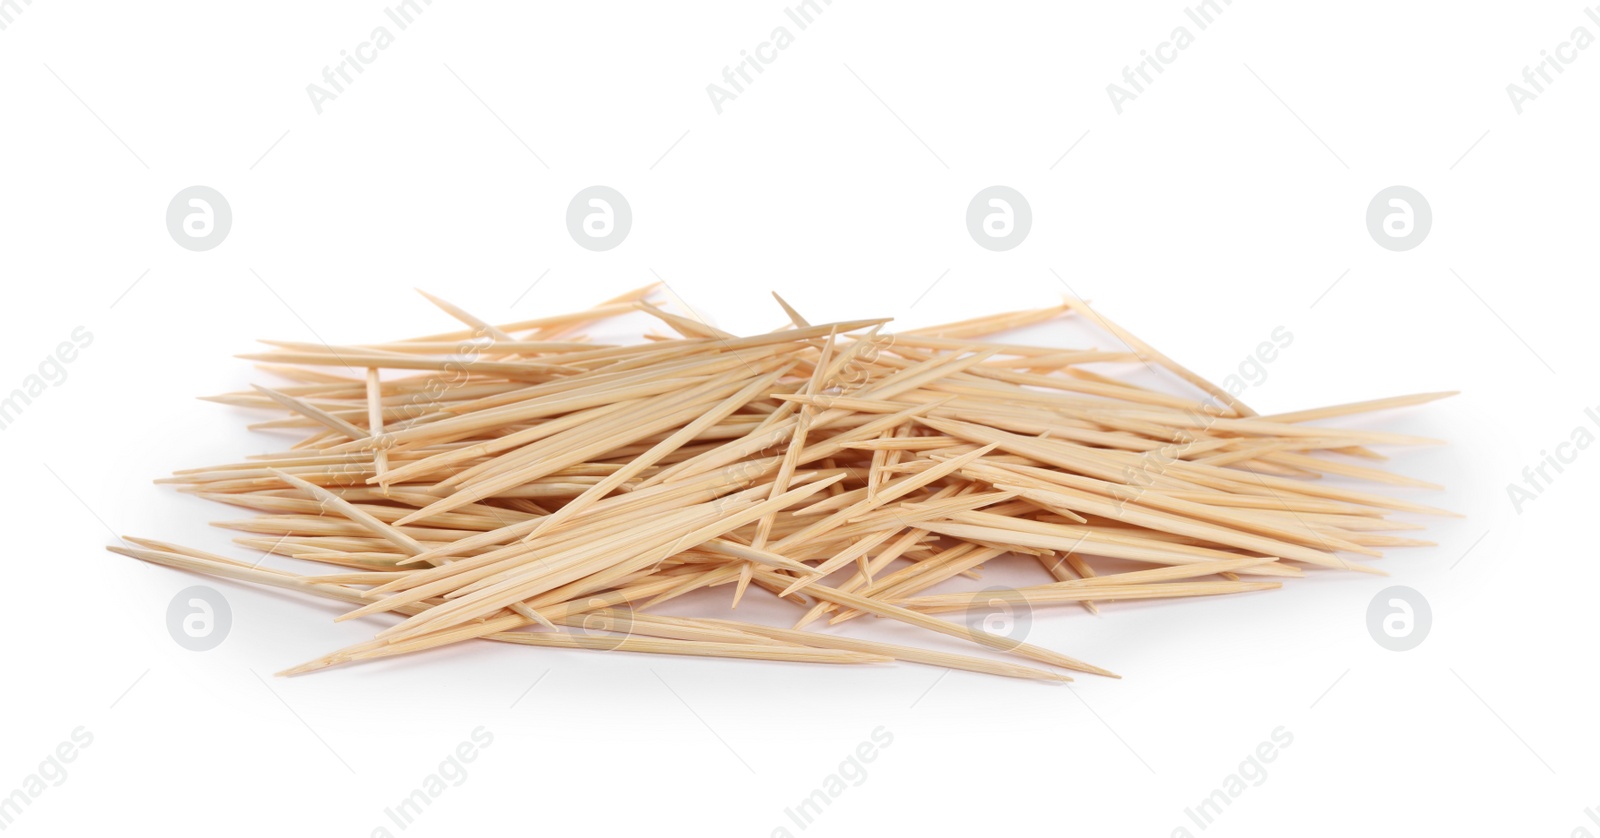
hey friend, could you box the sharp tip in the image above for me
[275,661,326,677]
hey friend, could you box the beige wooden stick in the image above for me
[108,288,1449,684]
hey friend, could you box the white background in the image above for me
[2,2,1596,835]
